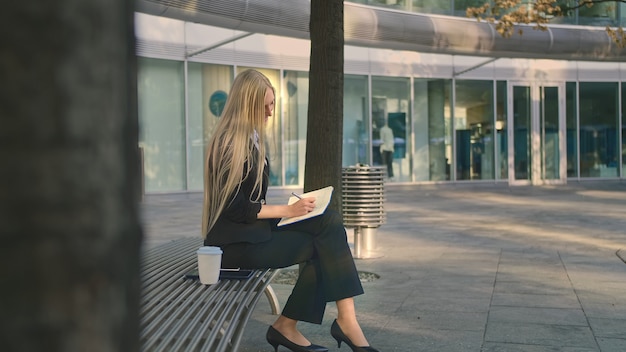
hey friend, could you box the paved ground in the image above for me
[141,181,626,352]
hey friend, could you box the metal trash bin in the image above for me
[341,165,386,259]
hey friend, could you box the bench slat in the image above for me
[140,237,280,352]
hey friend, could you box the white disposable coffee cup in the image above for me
[196,246,222,285]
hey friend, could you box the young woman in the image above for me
[202,69,378,352]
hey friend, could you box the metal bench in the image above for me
[139,237,281,352]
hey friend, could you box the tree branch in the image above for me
[467,0,626,46]
[559,0,626,14]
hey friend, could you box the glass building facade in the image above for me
[135,11,625,193]
[351,0,626,27]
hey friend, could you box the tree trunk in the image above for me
[305,0,344,213]
[0,1,142,352]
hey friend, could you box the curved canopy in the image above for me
[136,0,625,61]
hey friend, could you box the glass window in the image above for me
[579,82,619,177]
[413,0,451,15]
[352,0,413,11]
[542,86,561,180]
[579,1,617,26]
[344,75,370,168]
[454,0,487,17]
[137,58,186,192]
[513,85,531,180]
[414,79,452,181]
[187,63,233,191]
[283,71,309,186]
[454,80,495,180]
[496,81,508,180]
[366,0,408,10]
[566,82,578,178]
[372,76,411,182]
[236,67,282,185]
[548,0,577,25]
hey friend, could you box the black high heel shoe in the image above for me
[266,326,329,352]
[330,319,379,352]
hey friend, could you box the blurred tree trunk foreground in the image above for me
[0,1,142,352]
[305,0,345,213]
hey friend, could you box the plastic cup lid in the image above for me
[197,246,222,255]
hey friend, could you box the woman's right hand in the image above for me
[288,197,316,217]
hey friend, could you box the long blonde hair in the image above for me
[202,69,274,238]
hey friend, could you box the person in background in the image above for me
[379,120,394,180]
[202,69,379,352]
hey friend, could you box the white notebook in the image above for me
[277,186,334,227]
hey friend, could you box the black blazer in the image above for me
[205,155,272,246]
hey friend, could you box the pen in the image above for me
[291,192,303,199]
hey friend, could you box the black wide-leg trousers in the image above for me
[220,210,364,324]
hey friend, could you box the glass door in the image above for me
[541,85,563,182]
[508,82,566,185]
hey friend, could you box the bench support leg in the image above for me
[264,285,281,315]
